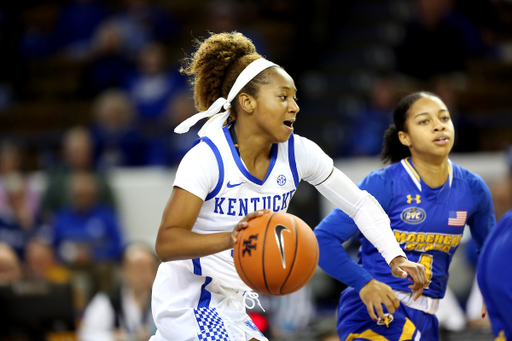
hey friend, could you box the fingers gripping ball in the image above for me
[234,212,319,296]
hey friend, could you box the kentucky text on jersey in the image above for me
[214,189,296,216]
[394,230,462,253]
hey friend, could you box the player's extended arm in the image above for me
[315,221,400,321]
[155,186,268,262]
[314,168,427,294]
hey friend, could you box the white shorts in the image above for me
[150,260,268,341]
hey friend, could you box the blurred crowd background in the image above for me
[1,0,512,340]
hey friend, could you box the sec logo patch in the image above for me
[277,174,286,186]
[401,207,426,224]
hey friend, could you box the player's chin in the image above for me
[433,140,454,152]
[276,130,293,143]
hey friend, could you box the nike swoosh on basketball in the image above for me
[274,224,291,269]
[227,181,244,188]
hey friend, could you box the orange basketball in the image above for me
[233,211,319,296]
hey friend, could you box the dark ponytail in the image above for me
[380,124,410,164]
[380,91,439,164]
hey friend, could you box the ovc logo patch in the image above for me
[401,207,426,224]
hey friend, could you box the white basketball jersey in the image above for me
[186,124,301,290]
[151,124,333,340]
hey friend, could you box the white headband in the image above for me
[174,58,277,137]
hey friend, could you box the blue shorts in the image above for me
[336,287,439,341]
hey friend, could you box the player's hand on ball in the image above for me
[389,256,427,300]
[359,279,400,322]
[230,209,270,247]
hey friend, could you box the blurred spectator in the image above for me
[0,141,40,218]
[52,170,123,299]
[52,0,108,60]
[80,22,133,97]
[52,171,123,267]
[147,90,198,167]
[0,173,45,258]
[78,242,158,341]
[1,172,36,232]
[122,42,187,130]
[108,0,180,59]
[90,89,149,169]
[41,127,116,221]
[0,242,22,284]
[24,237,90,314]
[395,0,478,80]
[344,78,395,156]
[24,238,71,284]
[0,140,22,175]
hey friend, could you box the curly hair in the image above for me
[180,31,277,120]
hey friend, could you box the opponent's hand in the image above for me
[389,256,428,300]
[359,279,400,322]
[229,210,270,247]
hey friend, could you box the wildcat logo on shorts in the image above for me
[401,207,426,224]
[377,313,394,328]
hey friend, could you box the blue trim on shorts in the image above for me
[197,277,213,308]
[192,258,213,308]
[192,258,202,275]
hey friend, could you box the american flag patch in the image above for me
[448,211,467,226]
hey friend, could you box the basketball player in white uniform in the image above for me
[150,32,427,341]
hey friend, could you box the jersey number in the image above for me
[418,254,433,288]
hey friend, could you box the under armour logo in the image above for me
[407,194,421,204]
[242,234,258,256]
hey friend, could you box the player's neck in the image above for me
[233,123,273,180]
[410,155,449,188]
